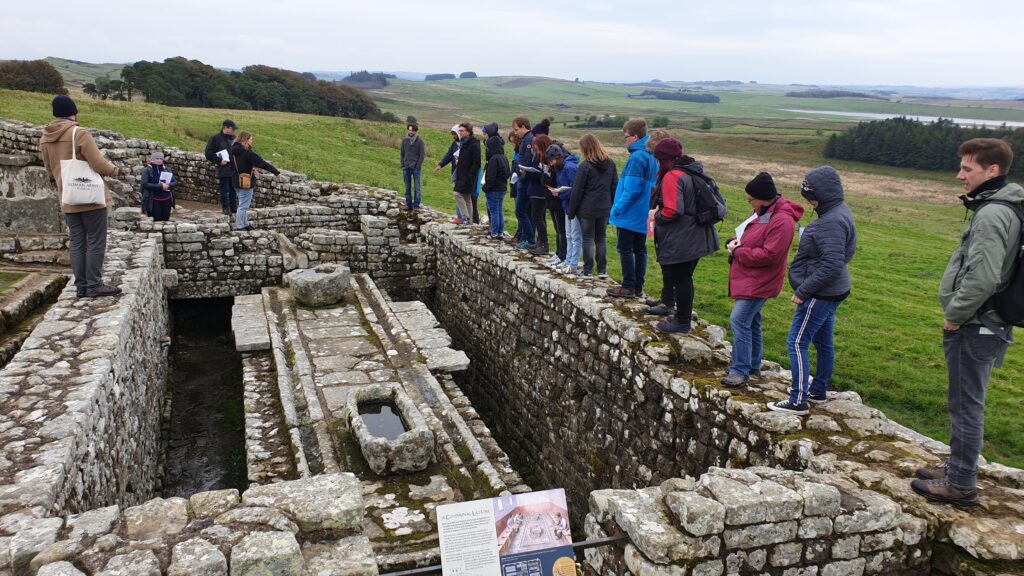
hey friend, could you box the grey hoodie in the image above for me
[788,166,858,300]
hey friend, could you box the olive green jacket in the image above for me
[939,182,1024,326]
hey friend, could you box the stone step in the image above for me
[0,272,67,334]
[231,294,271,352]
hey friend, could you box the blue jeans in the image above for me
[786,298,840,405]
[616,228,647,292]
[403,168,421,208]
[565,215,581,268]
[235,187,254,229]
[485,191,505,237]
[729,298,766,377]
[515,188,534,243]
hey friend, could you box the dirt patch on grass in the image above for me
[497,78,544,89]
[696,152,961,204]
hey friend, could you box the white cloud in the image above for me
[2,0,1023,86]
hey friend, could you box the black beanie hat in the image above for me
[531,118,551,136]
[52,95,78,118]
[745,172,778,201]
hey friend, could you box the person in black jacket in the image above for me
[568,134,618,277]
[453,123,481,226]
[230,131,282,231]
[481,123,510,239]
[434,126,465,224]
[204,119,237,215]
[140,151,176,221]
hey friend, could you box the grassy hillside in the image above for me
[45,57,127,88]
[1,87,1021,469]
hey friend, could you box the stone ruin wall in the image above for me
[1,118,1023,574]
[0,232,168,526]
[428,224,1024,575]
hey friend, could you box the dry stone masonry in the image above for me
[1,118,1023,575]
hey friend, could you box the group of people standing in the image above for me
[204,119,283,230]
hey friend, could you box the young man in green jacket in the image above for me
[912,138,1023,506]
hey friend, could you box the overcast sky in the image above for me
[5,0,1023,86]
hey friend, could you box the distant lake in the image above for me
[782,109,1024,128]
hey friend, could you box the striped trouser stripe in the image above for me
[792,299,817,404]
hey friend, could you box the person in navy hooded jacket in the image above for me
[768,166,857,416]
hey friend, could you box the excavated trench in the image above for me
[161,298,247,497]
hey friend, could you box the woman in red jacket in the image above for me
[721,172,804,388]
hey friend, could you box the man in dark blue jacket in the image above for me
[768,166,857,415]
[204,119,237,215]
[512,116,535,248]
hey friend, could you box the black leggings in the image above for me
[662,259,700,325]
[550,203,566,260]
[530,197,548,247]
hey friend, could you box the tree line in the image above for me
[99,58,397,121]
[0,60,66,94]
[638,90,721,103]
[786,89,885,100]
[824,117,1024,177]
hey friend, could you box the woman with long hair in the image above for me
[568,134,618,277]
[230,131,282,231]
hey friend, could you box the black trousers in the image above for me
[579,216,607,275]
[550,202,566,260]
[662,259,700,324]
[530,197,548,248]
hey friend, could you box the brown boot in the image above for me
[606,286,637,298]
[910,478,979,507]
[915,463,947,481]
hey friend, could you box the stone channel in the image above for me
[0,118,1022,575]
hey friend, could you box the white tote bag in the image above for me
[60,126,106,206]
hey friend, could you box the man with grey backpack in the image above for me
[39,95,122,298]
[912,138,1023,507]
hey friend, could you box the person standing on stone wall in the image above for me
[720,172,803,388]
[768,166,857,416]
[435,126,464,223]
[141,151,177,222]
[230,131,283,231]
[400,122,426,210]
[508,129,523,243]
[648,138,719,333]
[205,119,237,216]
[568,134,617,278]
[39,94,122,298]
[481,123,510,239]
[544,143,581,274]
[512,116,536,249]
[453,123,481,225]
[607,118,658,298]
[912,139,1022,507]
[528,133,554,256]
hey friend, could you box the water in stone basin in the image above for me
[163,298,247,497]
[358,401,408,441]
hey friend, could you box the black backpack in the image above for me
[981,200,1024,327]
[684,170,728,226]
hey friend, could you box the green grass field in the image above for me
[44,57,127,88]
[1,85,1021,468]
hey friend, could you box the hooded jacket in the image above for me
[454,136,481,195]
[651,157,719,265]
[550,154,579,214]
[610,135,658,234]
[788,167,857,301]
[204,131,236,178]
[230,142,280,189]
[482,135,510,194]
[940,179,1024,328]
[400,133,426,170]
[39,119,119,214]
[729,195,804,299]
[568,158,617,220]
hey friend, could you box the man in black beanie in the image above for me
[39,94,123,298]
[205,119,238,215]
